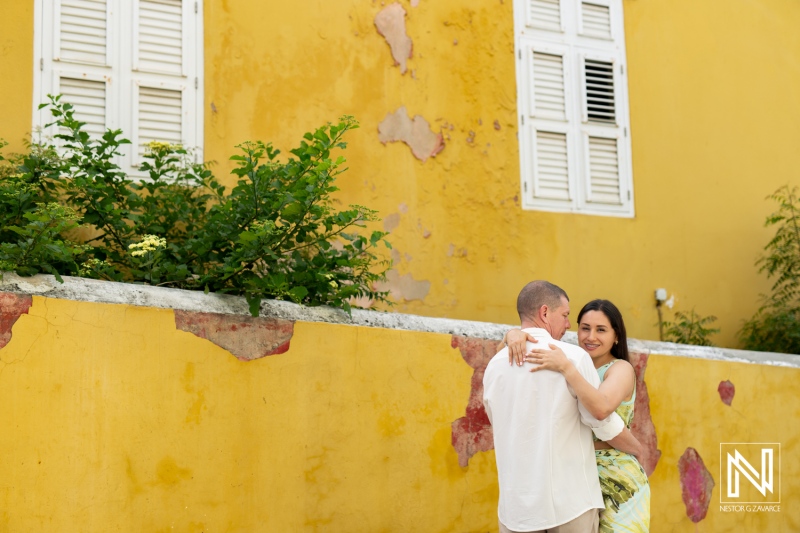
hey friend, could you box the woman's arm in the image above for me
[502,328,538,366]
[525,345,635,420]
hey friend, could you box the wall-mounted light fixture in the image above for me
[655,288,667,341]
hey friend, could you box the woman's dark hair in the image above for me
[577,299,629,362]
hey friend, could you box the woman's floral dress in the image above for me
[595,361,651,533]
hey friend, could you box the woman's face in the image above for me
[577,310,617,361]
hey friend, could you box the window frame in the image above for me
[32,0,204,177]
[515,0,634,218]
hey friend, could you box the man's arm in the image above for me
[605,427,642,457]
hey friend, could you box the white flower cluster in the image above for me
[128,235,167,257]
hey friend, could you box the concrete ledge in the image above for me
[2,272,797,368]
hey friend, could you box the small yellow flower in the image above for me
[128,235,167,257]
[145,141,183,152]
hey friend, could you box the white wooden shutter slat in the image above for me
[534,131,570,200]
[138,0,183,74]
[528,0,561,31]
[581,3,612,39]
[59,77,106,138]
[532,52,566,120]
[137,86,183,157]
[59,0,107,64]
[587,136,621,204]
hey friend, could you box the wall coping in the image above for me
[2,272,798,368]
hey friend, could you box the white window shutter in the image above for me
[36,0,203,174]
[583,58,616,124]
[531,51,567,121]
[56,76,107,138]
[585,135,622,205]
[527,0,562,32]
[55,0,108,65]
[133,85,184,159]
[580,2,612,40]
[515,0,632,216]
[533,130,571,200]
[135,0,184,75]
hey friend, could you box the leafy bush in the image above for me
[740,186,800,354]
[0,95,392,314]
[662,309,719,346]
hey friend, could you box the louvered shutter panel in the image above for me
[581,2,612,40]
[534,131,571,200]
[527,0,561,31]
[531,51,567,121]
[58,77,106,138]
[586,136,621,204]
[136,86,183,158]
[584,59,615,124]
[57,0,107,64]
[136,0,183,75]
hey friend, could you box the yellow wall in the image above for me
[0,294,797,531]
[3,0,800,347]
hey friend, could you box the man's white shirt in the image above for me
[482,328,625,531]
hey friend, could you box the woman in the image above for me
[503,299,650,533]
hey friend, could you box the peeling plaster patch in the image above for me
[390,248,402,265]
[411,0,419,6]
[174,310,294,361]
[374,3,413,74]
[0,292,33,350]
[383,213,401,232]
[375,269,430,301]
[678,447,715,523]
[629,351,662,477]
[718,379,735,406]
[378,107,445,162]
[398,203,408,214]
[450,335,497,467]
[422,229,431,238]
[493,119,501,130]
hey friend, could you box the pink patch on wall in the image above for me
[378,107,445,162]
[174,310,294,362]
[718,380,735,406]
[450,335,497,467]
[629,351,662,477]
[0,292,33,350]
[678,447,715,523]
[374,3,413,74]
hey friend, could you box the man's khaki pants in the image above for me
[498,508,599,533]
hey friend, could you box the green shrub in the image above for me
[662,309,719,346]
[0,95,392,315]
[740,186,800,354]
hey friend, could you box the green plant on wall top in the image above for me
[0,95,392,315]
[740,185,800,354]
[661,309,720,346]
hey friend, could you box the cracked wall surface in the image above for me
[629,351,661,477]
[678,447,715,523]
[378,106,445,162]
[0,292,31,350]
[174,310,294,361]
[374,3,413,74]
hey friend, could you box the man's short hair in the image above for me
[517,281,569,322]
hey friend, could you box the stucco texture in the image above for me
[1,294,798,531]
[3,0,800,347]
[0,295,495,532]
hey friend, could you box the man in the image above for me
[482,281,641,533]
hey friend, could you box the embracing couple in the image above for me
[483,280,650,533]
